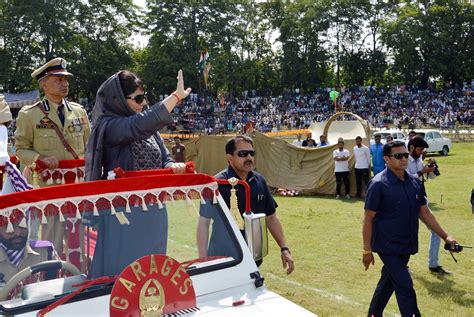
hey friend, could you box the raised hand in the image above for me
[175,69,192,100]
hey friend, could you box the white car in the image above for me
[414,130,452,155]
[371,130,407,144]
[0,170,316,316]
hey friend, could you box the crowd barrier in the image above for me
[162,127,474,142]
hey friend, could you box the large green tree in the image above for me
[428,1,473,86]
[1,0,472,96]
[0,0,138,99]
[0,1,78,91]
[382,0,473,88]
[140,1,279,97]
[263,0,331,91]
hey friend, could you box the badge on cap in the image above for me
[31,57,73,81]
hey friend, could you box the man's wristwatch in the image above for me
[281,247,291,254]
[363,249,372,255]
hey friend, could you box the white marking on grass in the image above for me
[266,273,399,317]
[168,238,399,316]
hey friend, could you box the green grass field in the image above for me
[259,142,474,316]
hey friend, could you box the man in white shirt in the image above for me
[407,137,449,275]
[292,134,303,146]
[333,137,351,199]
[353,136,370,198]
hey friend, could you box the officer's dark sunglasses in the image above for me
[235,150,255,158]
[125,93,147,104]
[387,152,409,160]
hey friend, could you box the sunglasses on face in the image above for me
[235,150,255,158]
[125,93,147,104]
[388,152,409,160]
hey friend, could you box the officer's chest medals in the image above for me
[67,117,84,133]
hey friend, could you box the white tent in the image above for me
[4,90,40,109]
[309,112,371,144]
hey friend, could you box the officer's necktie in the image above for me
[57,104,65,126]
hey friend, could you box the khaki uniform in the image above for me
[15,98,90,174]
[0,243,51,287]
[14,98,90,256]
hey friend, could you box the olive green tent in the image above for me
[177,112,371,195]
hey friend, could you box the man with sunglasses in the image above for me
[362,140,457,317]
[15,58,90,258]
[407,137,449,275]
[197,135,294,274]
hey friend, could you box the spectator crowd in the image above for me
[169,86,473,134]
[5,85,474,141]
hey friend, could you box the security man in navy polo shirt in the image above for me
[197,135,294,274]
[362,140,457,317]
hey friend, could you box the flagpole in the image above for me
[198,70,202,96]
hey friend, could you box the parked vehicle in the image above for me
[371,130,407,144]
[0,169,316,316]
[414,130,452,155]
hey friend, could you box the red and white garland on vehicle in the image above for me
[33,159,85,185]
[0,167,219,231]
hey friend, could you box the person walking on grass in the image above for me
[362,140,457,317]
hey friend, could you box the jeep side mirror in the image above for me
[244,212,268,262]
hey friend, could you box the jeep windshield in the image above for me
[0,171,242,314]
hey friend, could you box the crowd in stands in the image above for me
[6,86,473,139]
[170,86,473,134]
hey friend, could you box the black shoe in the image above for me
[429,266,452,275]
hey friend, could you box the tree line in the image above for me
[1,0,472,101]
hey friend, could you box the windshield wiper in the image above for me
[37,276,116,317]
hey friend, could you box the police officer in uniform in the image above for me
[14,58,90,257]
[362,140,457,316]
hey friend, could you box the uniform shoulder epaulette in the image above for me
[68,101,85,109]
[20,101,42,112]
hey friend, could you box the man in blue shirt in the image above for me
[370,134,385,176]
[317,134,330,147]
[362,140,457,317]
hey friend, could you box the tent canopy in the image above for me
[179,112,371,195]
[4,90,40,109]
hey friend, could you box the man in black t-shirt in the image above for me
[197,135,294,274]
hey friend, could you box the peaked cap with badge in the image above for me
[31,57,73,81]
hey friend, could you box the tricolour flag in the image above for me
[1,160,32,194]
[203,49,211,88]
[197,51,204,73]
